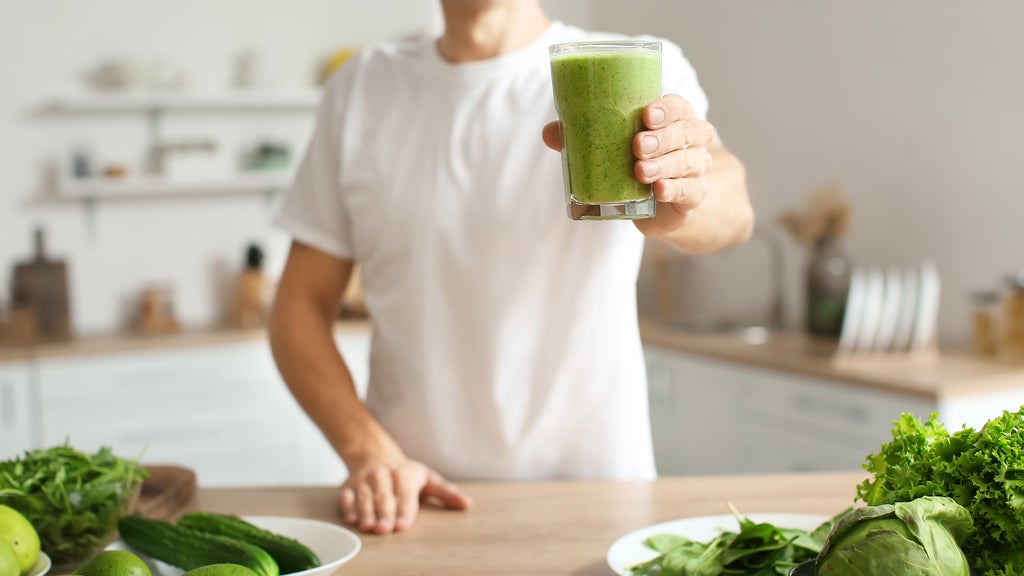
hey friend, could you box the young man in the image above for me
[270,0,753,535]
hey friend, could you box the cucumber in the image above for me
[177,513,321,574]
[118,515,279,576]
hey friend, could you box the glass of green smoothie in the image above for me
[549,40,662,220]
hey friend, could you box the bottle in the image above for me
[806,236,851,337]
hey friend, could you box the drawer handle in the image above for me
[792,394,870,422]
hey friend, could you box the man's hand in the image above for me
[339,456,473,534]
[542,93,752,252]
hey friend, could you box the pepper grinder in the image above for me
[230,243,267,329]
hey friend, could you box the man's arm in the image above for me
[269,241,471,534]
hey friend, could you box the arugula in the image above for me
[858,409,1024,576]
[627,504,844,576]
[0,444,148,565]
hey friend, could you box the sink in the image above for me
[649,319,774,346]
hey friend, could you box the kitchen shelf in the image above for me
[42,90,321,114]
[57,173,293,201]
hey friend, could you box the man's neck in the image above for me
[437,0,551,63]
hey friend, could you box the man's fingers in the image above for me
[541,120,563,151]
[392,467,426,532]
[355,481,376,532]
[636,148,712,184]
[338,485,358,526]
[422,471,473,511]
[366,467,397,534]
[653,176,708,207]
[635,119,714,160]
[644,94,695,129]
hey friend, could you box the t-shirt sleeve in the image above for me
[660,40,710,122]
[274,73,355,260]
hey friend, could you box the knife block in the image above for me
[10,228,71,341]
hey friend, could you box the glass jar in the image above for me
[970,290,1000,356]
[806,236,851,337]
[1002,273,1024,358]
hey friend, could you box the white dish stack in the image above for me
[838,261,941,354]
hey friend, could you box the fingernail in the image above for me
[640,161,659,179]
[649,107,665,125]
[641,135,658,155]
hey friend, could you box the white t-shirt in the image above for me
[276,21,708,481]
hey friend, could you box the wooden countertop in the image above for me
[0,319,371,363]
[639,318,1024,400]
[187,471,864,576]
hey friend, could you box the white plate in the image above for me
[606,513,829,575]
[28,552,52,576]
[855,269,885,352]
[107,516,361,576]
[838,269,866,353]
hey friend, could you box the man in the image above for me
[270,0,753,535]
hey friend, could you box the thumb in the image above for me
[541,120,563,151]
[422,471,473,511]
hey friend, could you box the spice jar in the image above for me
[970,290,1000,356]
[1003,273,1024,359]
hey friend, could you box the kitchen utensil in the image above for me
[11,228,71,341]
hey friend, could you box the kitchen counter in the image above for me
[640,318,1024,400]
[188,471,864,575]
[0,319,371,363]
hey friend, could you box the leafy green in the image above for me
[627,504,846,576]
[0,444,148,565]
[815,496,972,576]
[858,409,1024,576]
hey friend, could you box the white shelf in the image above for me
[57,173,293,201]
[44,90,321,114]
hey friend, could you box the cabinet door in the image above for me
[646,347,749,475]
[0,361,35,459]
[645,345,938,476]
[36,341,310,486]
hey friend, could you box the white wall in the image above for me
[599,1,1024,344]
[0,0,600,335]
[9,1,1013,345]
[0,0,439,333]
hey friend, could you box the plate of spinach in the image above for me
[607,506,840,576]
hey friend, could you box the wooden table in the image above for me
[191,471,865,576]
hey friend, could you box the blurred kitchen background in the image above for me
[1,1,1022,484]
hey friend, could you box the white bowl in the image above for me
[108,515,361,576]
[27,552,52,576]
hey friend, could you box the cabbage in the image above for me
[815,496,972,576]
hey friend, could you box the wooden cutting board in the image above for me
[133,465,197,520]
[11,228,71,341]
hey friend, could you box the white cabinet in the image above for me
[26,329,370,486]
[645,346,935,476]
[0,361,36,460]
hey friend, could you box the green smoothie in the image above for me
[550,42,661,206]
